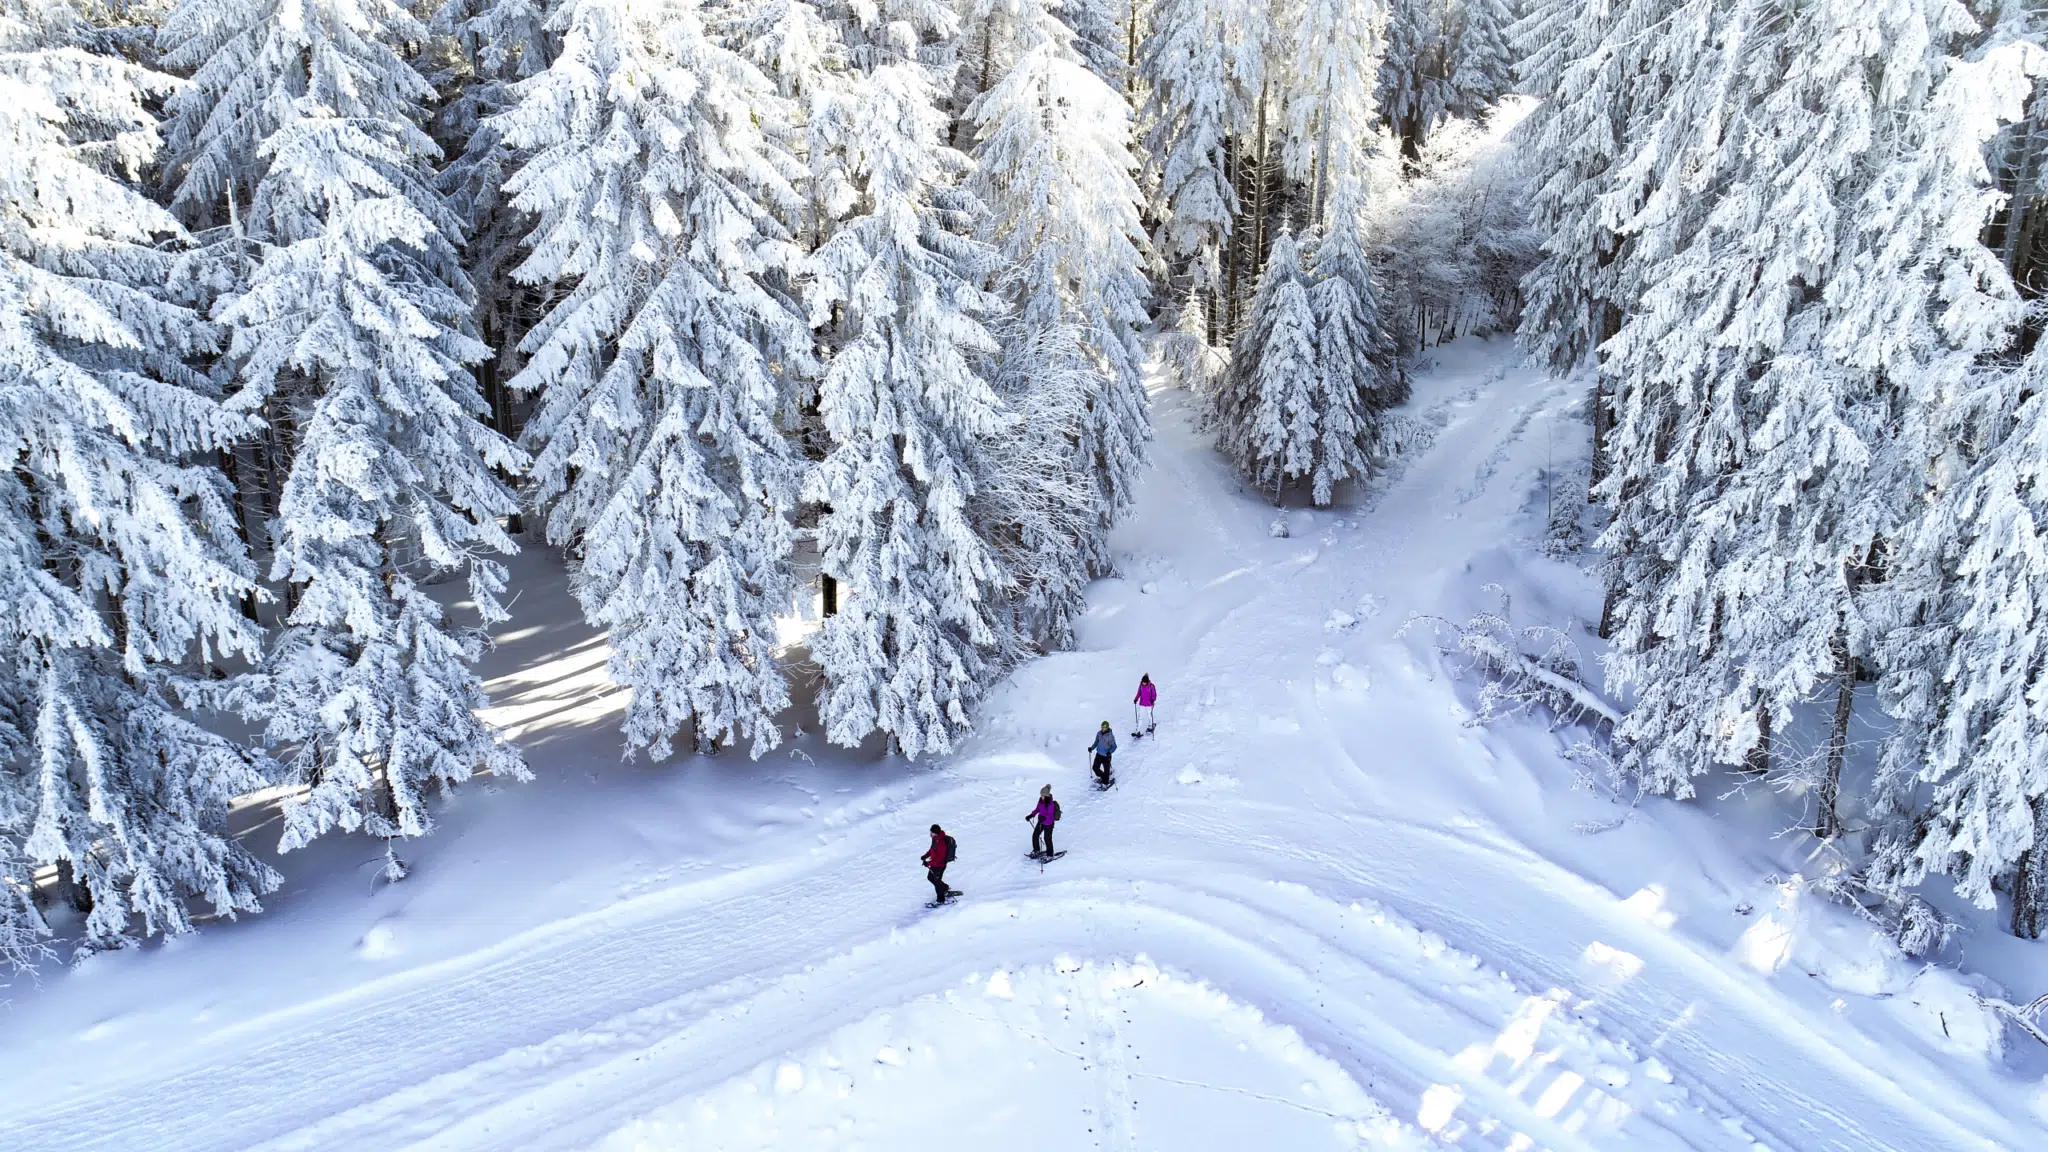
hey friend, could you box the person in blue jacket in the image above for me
[1088,722,1117,785]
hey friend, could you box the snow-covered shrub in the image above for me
[1373,98,1539,348]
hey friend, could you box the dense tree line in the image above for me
[1516,0,2048,942]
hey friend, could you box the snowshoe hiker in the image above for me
[1026,785,1061,858]
[1133,674,1157,737]
[922,824,958,903]
[1088,722,1117,786]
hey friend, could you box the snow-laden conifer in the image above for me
[161,0,530,862]
[802,64,1009,758]
[1280,0,1385,224]
[1,0,278,956]
[222,113,529,859]
[1865,40,2048,933]
[500,0,810,758]
[1219,232,1321,498]
[1306,176,1401,502]
[1378,0,1451,158]
[1139,0,1264,311]
[1448,0,1516,118]
[1598,1,2025,812]
[969,12,1151,576]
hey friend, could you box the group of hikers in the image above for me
[920,674,1157,905]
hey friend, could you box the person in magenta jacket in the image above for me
[1134,674,1157,734]
[1026,785,1060,858]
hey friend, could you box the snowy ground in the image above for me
[6,341,2046,1150]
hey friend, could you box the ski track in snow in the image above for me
[3,343,2036,1151]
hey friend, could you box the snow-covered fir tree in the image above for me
[1448,0,1516,119]
[1280,0,1386,225]
[1866,39,2048,933]
[500,0,810,758]
[1218,231,1321,498]
[1139,0,1265,330]
[1050,0,1127,85]
[1378,0,1452,159]
[1305,174,1401,501]
[802,63,1009,758]
[969,9,1151,578]
[431,0,555,434]
[0,0,278,958]
[160,0,528,866]
[1595,1,2025,818]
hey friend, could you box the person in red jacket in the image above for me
[921,824,957,903]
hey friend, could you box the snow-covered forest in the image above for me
[6,0,2048,1141]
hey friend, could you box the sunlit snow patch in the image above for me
[594,960,1425,1151]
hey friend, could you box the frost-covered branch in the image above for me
[1402,585,1620,731]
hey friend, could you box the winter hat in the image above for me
[1040,785,1053,797]
[1100,721,1111,729]
[930,824,942,834]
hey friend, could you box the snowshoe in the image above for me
[925,891,962,909]
[1028,850,1068,863]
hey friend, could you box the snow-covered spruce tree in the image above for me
[1306,174,1401,500]
[1050,0,1127,85]
[431,0,555,441]
[977,325,1097,653]
[500,0,809,759]
[803,64,1009,758]
[1139,0,1265,337]
[1448,0,1516,120]
[1,0,278,957]
[1867,40,2048,936]
[1512,0,1711,643]
[734,0,857,259]
[1378,0,1452,159]
[1280,0,1385,226]
[1218,232,1320,499]
[1598,2,2023,818]
[969,12,1151,578]
[160,0,529,864]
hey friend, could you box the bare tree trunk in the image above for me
[1222,136,1241,336]
[220,449,262,622]
[55,858,92,915]
[2013,797,2048,939]
[1815,630,1853,837]
[1744,704,1772,777]
[1251,81,1270,265]
[1126,0,1138,94]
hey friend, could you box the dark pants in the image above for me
[927,865,950,901]
[1092,753,1113,782]
[1033,822,1055,856]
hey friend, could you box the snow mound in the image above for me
[594,961,1421,1151]
[1325,609,1357,631]
[1177,765,1240,788]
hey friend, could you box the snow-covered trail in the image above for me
[4,344,2036,1151]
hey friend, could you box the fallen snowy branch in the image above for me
[1455,628,1622,727]
[1976,993,2048,1048]
[1402,585,1621,732]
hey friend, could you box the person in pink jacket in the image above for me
[1134,674,1157,735]
[1026,785,1060,858]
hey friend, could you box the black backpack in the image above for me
[944,834,958,863]
[1052,801,1062,821]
